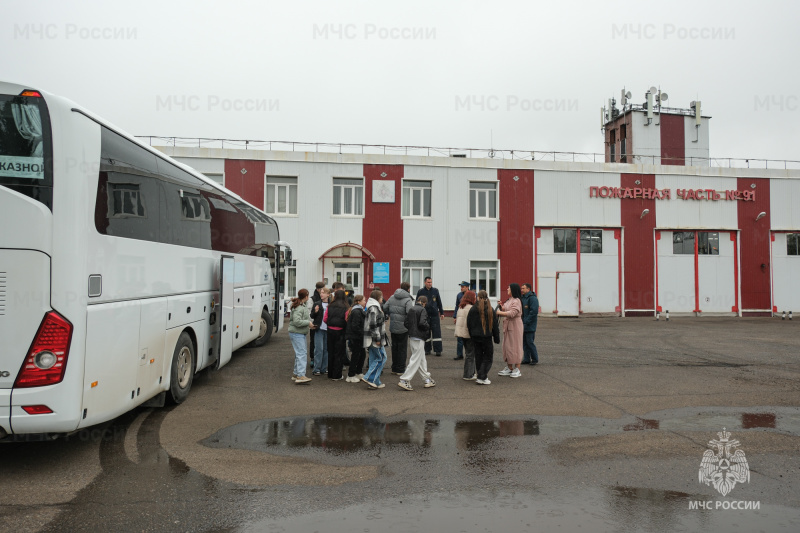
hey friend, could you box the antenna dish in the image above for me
[660,92,668,101]
[650,86,657,94]
[625,91,632,99]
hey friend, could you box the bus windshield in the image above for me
[0,93,53,210]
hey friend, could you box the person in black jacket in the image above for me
[397,296,436,391]
[325,290,349,380]
[309,281,325,365]
[345,295,367,382]
[416,277,444,356]
[467,290,500,385]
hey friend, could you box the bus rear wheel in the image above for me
[251,308,273,347]
[169,332,195,404]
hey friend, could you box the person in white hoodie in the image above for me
[363,289,388,389]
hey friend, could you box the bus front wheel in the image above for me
[169,332,195,404]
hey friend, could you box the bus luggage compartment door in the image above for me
[217,256,235,368]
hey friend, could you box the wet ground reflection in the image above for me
[623,418,660,431]
[238,487,800,533]
[205,409,796,458]
[204,416,541,455]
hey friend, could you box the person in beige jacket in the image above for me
[454,290,477,380]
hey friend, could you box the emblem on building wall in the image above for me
[698,428,750,496]
[372,180,395,203]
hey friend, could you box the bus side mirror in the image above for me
[285,249,292,263]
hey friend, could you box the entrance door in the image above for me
[217,256,235,369]
[556,272,579,317]
[334,263,362,296]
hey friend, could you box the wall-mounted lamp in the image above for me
[755,211,766,221]
[640,209,650,219]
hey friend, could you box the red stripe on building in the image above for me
[660,114,685,166]
[621,173,656,313]
[497,169,535,288]
[362,164,403,291]
[224,159,266,209]
[737,177,771,311]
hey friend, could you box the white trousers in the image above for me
[400,338,432,383]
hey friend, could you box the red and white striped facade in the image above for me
[161,146,800,317]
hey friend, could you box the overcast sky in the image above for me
[3,0,798,162]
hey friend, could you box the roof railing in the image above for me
[136,136,800,170]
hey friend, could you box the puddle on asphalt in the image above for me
[236,487,800,533]
[204,408,800,457]
[203,417,541,455]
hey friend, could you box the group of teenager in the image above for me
[287,276,540,389]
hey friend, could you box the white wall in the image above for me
[770,179,800,230]
[772,233,800,312]
[655,175,739,230]
[684,116,710,166]
[534,171,621,227]
[404,165,498,309]
[631,114,661,164]
[264,161,364,292]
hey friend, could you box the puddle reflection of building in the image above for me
[452,420,539,472]
[263,417,435,452]
[454,420,540,451]
[622,418,660,431]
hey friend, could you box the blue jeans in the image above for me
[313,329,328,373]
[365,345,387,385]
[289,332,308,377]
[456,336,464,357]
[522,331,539,364]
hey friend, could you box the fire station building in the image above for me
[156,98,800,317]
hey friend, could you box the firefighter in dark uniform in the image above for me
[416,276,444,356]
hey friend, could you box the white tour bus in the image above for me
[0,81,289,438]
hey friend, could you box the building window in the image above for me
[203,173,224,186]
[789,233,800,256]
[402,180,432,218]
[266,176,298,215]
[402,260,432,295]
[180,192,211,221]
[553,229,577,253]
[580,229,603,253]
[333,178,364,216]
[469,182,497,219]
[673,231,719,255]
[109,183,145,218]
[470,261,498,298]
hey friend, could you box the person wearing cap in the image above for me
[452,281,470,360]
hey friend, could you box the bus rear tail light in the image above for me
[21,405,53,415]
[14,312,73,388]
[20,90,42,97]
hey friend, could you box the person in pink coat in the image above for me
[496,283,524,378]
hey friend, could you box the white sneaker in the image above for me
[510,368,522,378]
[423,379,436,388]
[498,368,512,376]
[463,374,477,381]
[398,380,413,391]
[476,378,491,385]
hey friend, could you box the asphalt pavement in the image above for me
[2,316,799,532]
